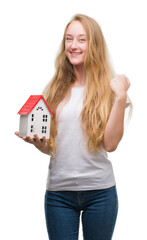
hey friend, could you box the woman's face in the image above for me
[65,20,88,67]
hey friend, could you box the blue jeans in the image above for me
[44,186,118,240]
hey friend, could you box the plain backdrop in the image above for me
[0,0,147,239]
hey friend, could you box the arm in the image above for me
[103,74,130,152]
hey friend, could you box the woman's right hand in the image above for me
[15,132,50,155]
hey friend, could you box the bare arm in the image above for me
[103,74,130,152]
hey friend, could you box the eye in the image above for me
[66,37,72,41]
[79,38,86,42]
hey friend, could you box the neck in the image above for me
[73,65,86,87]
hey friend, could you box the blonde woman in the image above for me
[15,14,131,240]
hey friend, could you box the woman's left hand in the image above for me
[110,74,130,98]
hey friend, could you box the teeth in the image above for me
[71,52,80,55]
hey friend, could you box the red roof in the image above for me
[18,95,53,116]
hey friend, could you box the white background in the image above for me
[0,0,147,239]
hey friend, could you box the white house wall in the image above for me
[19,115,28,137]
[27,99,51,139]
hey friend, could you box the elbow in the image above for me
[103,140,119,152]
[104,145,118,152]
[103,132,124,152]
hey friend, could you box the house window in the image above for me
[43,115,48,122]
[36,107,43,111]
[31,114,34,121]
[30,125,33,132]
[42,126,47,133]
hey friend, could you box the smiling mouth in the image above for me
[70,52,81,55]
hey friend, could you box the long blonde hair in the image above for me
[43,14,132,156]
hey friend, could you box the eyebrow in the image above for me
[66,34,86,37]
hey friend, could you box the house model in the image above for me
[18,95,53,139]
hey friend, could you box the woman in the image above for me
[15,14,131,240]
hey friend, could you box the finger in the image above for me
[23,136,34,144]
[15,131,20,137]
[122,74,126,78]
[15,132,26,140]
[42,136,47,143]
[127,78,130,84]
[33,134,41,143]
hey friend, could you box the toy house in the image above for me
[18,95,53,139]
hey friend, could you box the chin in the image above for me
[69,60,83,66]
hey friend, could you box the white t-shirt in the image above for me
[46,86,130,191]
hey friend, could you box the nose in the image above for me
[71,39,78,49]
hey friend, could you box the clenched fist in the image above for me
[110,74,130,98]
